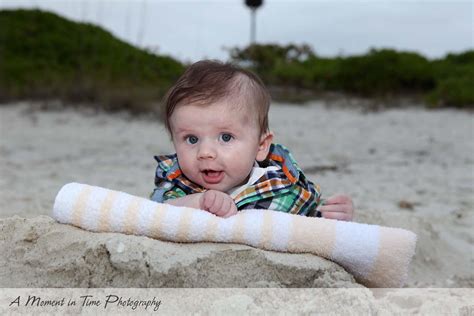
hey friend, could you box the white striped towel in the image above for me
[52,182,417,288]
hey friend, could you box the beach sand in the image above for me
[0,101,472,287]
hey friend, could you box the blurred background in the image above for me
[0,0,473,111]
[0,1,473,287]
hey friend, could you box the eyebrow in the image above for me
[172,126,196,134]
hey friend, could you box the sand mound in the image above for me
[0,216,360,287]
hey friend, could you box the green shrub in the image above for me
[230,44,473,108]
[429,51,474,107]
[427,76,474,107]
[335,49,435,95]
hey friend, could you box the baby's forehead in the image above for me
[181,90,257,115]
[203,98,257,124]
[171,98,259,133]
[218,97,260,127]
[218,95,256,114]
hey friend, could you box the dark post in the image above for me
[245,0,263,44]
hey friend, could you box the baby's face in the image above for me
[169,100,268,192]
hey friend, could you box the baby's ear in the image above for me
[256,131,274,162]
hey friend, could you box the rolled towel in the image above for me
[52,183,417,288]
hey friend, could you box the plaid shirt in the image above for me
[150,143,322,216]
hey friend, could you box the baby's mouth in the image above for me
[202,169,224,184]
[203,169,220,176]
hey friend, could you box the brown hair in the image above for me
[163,60,271,135]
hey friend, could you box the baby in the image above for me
[151,60,353,220]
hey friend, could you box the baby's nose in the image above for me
[197,143,217,159]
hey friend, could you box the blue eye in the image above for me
[186,135,199,144]
[220,133,233,142]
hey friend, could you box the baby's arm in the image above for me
[318,194,354,221]
[165,190,238,218]
[165,193,203,209]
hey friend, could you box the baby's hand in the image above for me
[318,194,354,221]
[200,190,238,218]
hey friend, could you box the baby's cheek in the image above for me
[234,161,254,182]
[177,157,196,179]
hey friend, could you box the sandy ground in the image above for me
[1,101,472,287]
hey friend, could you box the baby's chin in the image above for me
[200,183,232,192]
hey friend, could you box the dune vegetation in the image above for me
[0,9,184,113]
[1,9,472,111]
[230,44,474,108]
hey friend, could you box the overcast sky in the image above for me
[1,0,473,62]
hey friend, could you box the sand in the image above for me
[0,100,472,287]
